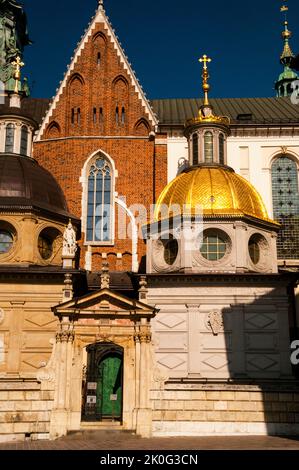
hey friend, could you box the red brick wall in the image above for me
[34,22,167,272]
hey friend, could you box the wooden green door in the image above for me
[97,354,122,419]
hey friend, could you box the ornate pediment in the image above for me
[52,288,157,320]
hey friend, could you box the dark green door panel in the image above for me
[97,354,122,418]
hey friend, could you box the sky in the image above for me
[22,0,299,100]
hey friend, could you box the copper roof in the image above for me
[0,153,73,218]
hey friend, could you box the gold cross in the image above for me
[199,54,212,70]
[12,56,25,94]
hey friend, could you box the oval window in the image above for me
[38,235,53,260]
[248,235,262,265]
[162,236,178,265]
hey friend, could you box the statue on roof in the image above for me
[0,0,31,86]
[62,221,77,258]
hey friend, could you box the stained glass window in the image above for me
[0,230,13,254]
[86,157,112,242]
[272,156,299,259]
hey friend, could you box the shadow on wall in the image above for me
[152,275,299,435]
[220,278,299,434]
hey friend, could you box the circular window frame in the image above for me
[37,226,63,263]
[198,228,232,265]
[162,234,179,266]
[248,233,269,270]
[152,232,180,272]
[0,221,17,259]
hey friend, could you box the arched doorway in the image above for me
[82,342,123,422]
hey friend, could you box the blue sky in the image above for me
[23,0,299,99]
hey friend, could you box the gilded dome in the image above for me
[155,165,275,223]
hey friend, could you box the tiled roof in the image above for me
[2,96,298,128]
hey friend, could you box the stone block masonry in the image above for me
[151,385,299,436]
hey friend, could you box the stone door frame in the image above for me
[46,288,157,439]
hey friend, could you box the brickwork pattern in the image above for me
[33,22,168,271]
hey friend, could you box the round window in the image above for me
[249,237,260,265]
[163,237,179,265]
[200,230,228,261]
[38,235,53,260]
[0,230,13,254]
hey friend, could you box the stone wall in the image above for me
[151,385,299,436]
[0,380,54,442]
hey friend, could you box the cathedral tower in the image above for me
[275,3,298,97]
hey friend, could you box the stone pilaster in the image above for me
[49,322,74,439]
[136,320,153,437]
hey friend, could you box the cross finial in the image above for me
[12,56,25,94]
[199,54,212,106]
[199,54,212,69]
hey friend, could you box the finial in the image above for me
[280,2,294,63]
[199,54,212,106]
[138,275,148,301]
[98,0,104,9]
[11,56,25,94]
[100,261,110,289]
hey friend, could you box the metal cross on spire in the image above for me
[12,55,24,94]
[199,54,212,106]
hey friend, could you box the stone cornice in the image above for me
[144,272,298,286]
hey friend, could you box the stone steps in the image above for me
[61,423,137,440]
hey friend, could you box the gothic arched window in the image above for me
[86,157,113,243]
[219,133,225,165]
[204,131,213,163]
[192,134,198,165]
[5,124,15,153]
[20,126,29,155]
[271,155,299,259]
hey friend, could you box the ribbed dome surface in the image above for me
[0,154,69,216]
[155,164,273,222]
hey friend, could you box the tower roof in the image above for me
[275,3,298,96]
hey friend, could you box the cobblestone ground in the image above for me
[0,434,299,450]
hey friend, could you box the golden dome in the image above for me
[155,165,276,223]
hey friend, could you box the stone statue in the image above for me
[0,0,31,84]
[62,221,77,258]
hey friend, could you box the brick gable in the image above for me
[34,4,167,273]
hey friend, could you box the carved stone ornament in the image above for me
[153,366,169,390]
[36,366,55,383]
[36,339,56,384]
[0,308,4,325]
[207,310,224,336]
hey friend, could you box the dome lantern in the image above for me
[184,55,230,167]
